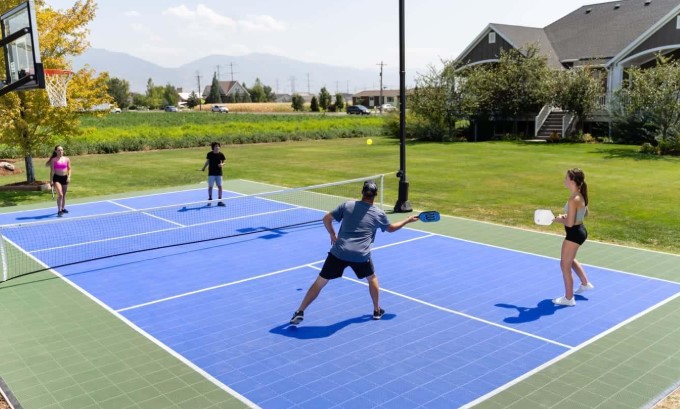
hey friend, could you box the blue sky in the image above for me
[44,0,611,70]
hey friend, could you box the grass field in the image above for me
[1,137,679,254]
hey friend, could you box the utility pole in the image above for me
[229,62,238,81]
[306,73,311,94]
[196,71,202,111]
[290,76,296,94]
[377,61,386,113]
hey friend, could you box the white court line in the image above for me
[108,200,185,228]
[114,234,435,312]
[117,264,315,312]
[1,235,260,409]
[409,228,680,286]
[459,291,680,409]
[317,268,574,350]
[30,207,304,254]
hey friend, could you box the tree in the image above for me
[262,84,276,102]
[614,56,680,142]
[0,0,111,183]
[310,96,320,112]
[334,93,345,111]
[145,78,163,109]
[162,84,179,107]
[106,77,130,109]
[186,91,201,109]
[248,78,266,102]
[206,73,222,103]
[291,94,305,111]
[409,60,475,140]
[318,87,332,111]
[551,66,604,133]
[467,45,552,135]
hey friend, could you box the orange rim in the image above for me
[43,69,74,76]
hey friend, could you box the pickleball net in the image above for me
[0,175,385,281]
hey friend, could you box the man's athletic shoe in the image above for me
[61,208,69,214]
[373,308,385,320]
[574,282,594,294]
[217,201,226,207]
[290,310,304,325]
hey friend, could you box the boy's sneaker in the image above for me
[552,296,575,307]
[57,211,63,217]
[217,201,226,207]
[207,199,212,207]
[574,282,594,294]
[61,208,69,214]
[373,308,385,320]
[290,310,304,325]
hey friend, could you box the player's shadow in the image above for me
[16,213,57,220]
[270,313,395,339]
[496,298,584,324]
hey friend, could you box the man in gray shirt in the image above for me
[290,180,419,325]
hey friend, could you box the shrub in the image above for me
[639,142,658,155]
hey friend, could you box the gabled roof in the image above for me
[545,0,680,62]
[457,0,680,68]
[490,24,562,69]
[353,89,401,97]
[202,81,250,97]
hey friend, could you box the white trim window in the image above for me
[489,32,496,44]
[677,15,680,29]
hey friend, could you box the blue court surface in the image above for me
[2,187,679,409]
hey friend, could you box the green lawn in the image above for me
[1,137,679,253]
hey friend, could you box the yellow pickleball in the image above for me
[367,138,373,145]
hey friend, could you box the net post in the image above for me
[379,174,384,210]
[0,232,7,282]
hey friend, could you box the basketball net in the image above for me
[44,69,74,107]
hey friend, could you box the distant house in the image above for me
[202,81,250,102]
[275,93,292,103]
[455,0,680,136]
[352,89,401,107]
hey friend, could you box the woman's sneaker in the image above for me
[373,308,385,320]
[574,282,594,294]
[552,296,575,306]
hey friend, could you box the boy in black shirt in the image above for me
[201,142,226,206]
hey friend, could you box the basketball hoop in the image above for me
[44,69,73,107]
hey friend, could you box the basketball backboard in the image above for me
[0,0,43,96]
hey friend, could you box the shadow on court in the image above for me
[496,299,570,324]
[270,313,396,339]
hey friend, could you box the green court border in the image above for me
[1,179,678,409]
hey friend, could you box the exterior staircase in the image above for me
[536,110,567,139]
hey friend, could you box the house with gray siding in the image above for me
[456,0,680,137]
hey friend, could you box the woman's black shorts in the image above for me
[52,174,69,185]
[565,224,587,245]
[319,252,375,280]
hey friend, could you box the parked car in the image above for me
[346,105,371,115]
[380,103,397,112]
[211,105,229,113]
[164,105,178,112]
[110,107,121,114]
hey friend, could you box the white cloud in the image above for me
[124,10,140,17]
[162,4,286,33]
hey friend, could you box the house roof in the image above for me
[457,0,680,68]
[202,81,250,97]
[353,89,401,97]
[545,0,680,62]
[490,24,562,69]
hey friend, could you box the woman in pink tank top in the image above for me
[45,145,71,217]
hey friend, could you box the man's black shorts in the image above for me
[319,252,375,280]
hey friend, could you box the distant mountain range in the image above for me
[72,48,421,95]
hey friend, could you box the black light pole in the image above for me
[394,0,412,213]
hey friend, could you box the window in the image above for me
[488,32,496,44]
[677,15,680,29]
